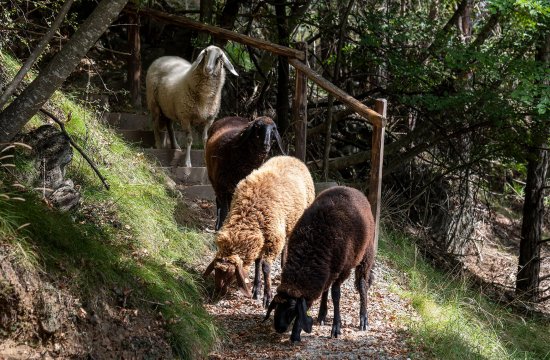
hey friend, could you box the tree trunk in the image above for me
[275,1,290,134]
[197,0,214,46]
[213,0,242,47]
[322,0,354,180]
[127,12,142,109]
[515,32,550,303]
[0,0,129,143]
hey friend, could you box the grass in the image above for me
[0,52,218,358]
[379,229,550,360]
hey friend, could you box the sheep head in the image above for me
[203,254,250,298]
[264,293,313,342]
[193,45,239,77]
[236,117,285,155]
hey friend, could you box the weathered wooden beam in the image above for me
[292,42,308,162]
[288,58,385,128]
[125,4,305,61]
[368,99,386,251]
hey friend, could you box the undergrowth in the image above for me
[0,52,217,358]
[379,229,550,360]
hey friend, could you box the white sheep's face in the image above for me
[196,45,238,77]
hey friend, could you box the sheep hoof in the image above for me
[262,294,271,308]
[290,335,302,343]
[330,323,341,338]
[359,316,369,331]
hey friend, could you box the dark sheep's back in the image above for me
[280,186,375,302]
[205,116,251,195]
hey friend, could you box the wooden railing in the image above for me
[126,5,386,248]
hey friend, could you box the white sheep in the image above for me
[145,45,238,167]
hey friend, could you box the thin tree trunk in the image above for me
[0,0,75,109]
[516,127,549,301]
[516,32,550,302]
[322,0,354,180]
[275,1,289,134]
[421,0,468,64]
[197,0,214,46]
[213,0,242,47]
[0,0,129,143]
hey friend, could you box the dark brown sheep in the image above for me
[205,116,284,230]
[264,186,376,342]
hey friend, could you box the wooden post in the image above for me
[368,99,386,251]
[127,13,142,109]
[292,42,308,161]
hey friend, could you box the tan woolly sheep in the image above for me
[203,155,315,307]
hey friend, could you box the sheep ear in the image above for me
[235,262,251,297]
[203,258,217,278]
[273,127,286,155]
[221,52,239,76]
[263,293,285,322]
[263,297,278,322]
[297,297,313,333]
[190,49,207,72]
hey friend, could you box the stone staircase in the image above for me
[105,112,337,201]
[105,112,215,200]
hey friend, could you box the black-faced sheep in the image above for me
[203,156,315,307]
[205,116,285,230]
[145,45,238,167]
[264,186,376,342]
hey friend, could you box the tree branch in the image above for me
[421,0,468,64]
[0,0,75,109]
[39,108,110,190]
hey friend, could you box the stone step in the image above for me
[142,149,205,167]
[105,112,150,130]
[180,185,216,201]
[115,129,205,150]
[116,129,156,148]
[161,166,210,185]
[179,181,339,202]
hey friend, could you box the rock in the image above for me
[17,125,80,212]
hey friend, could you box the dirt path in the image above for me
[198,239,425,359]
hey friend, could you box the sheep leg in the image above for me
[280,244,287,267]
[151,107,164,149]
[166,120,180,150]
[202,118,214,146]
[261,261,271,308]
[215,194,231,231]
[317,290,329,325]
[252,258,262,300]
[355,261,374,331]
[184,127,193,168]
[330,284,342,338]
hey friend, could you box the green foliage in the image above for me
[379,230,550,360]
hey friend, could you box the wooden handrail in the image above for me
[125,4,305,61]
[289,58,385,128]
